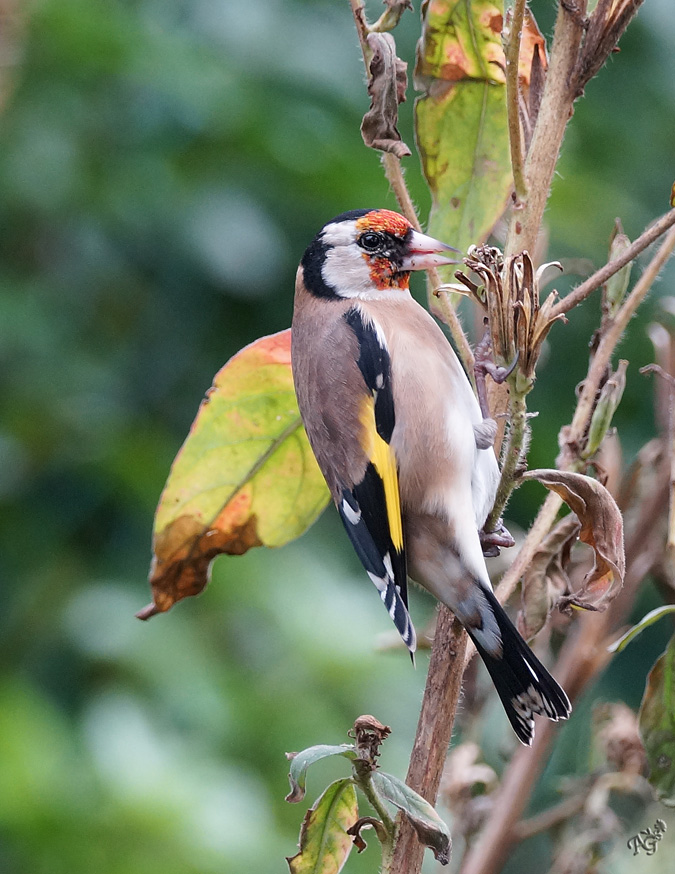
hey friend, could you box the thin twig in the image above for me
[382,151,421,229]
[551,209,675,320]
[433,289,476,374]
[348,0,370,60]
[511,792,586,841]
[565,224,675,454]
[504,0,528,201]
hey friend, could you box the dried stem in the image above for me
[433,289,476,374]
[504,0,528,201]
[505,0,588,257]
[485,388,528,533]
[348,0,370,59]
[390,610,468,874]
[381,151,420,229]
[552,209,675,320]
[460,609,611,874]
[565,224,675,456]
[511,793,586,842]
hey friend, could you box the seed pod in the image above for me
[603,225,632,320]
[583,359,628,459]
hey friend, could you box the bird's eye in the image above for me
[359,232,383,252]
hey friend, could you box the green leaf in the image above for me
[415,1,547,255]
[639,632,675,806]
[140,329,330,618]
[415,1,509,256]
[608,605,675,654]
[286,779,358,874]
[370,771,451,864]
[417,79,511,256]
[286,745,357,804]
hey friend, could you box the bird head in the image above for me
[301,208,459,300]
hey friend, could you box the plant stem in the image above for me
[353,765,396,871]
[511,793,586,841]
[348,0,370,59]
[382,151,420,229]
[460,608,612,874]
[551,208,675,319]
[505,1,588,257]
[433,289,476,374]
[390,610,468,874]
[485,386,528,533]
[565,223,675,455]
[504,0,528,202]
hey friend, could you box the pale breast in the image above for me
[359,298,499,525]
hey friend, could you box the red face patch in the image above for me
[356,210,412,290]
[367,257,410,291]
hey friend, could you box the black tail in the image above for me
[468,587,571,745]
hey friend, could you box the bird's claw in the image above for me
[480,521,516,557]
[473,325,519,418]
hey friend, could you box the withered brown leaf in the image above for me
[523,469,625,613]
[518,514,581,639]
[360,32,411,158]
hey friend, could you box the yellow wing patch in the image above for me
[358,396,404,552]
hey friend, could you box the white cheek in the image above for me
[321,246,373,296]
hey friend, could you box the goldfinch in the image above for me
[291,208,570,744]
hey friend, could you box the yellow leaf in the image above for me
[140,329,329,618]
[287,779,358,874]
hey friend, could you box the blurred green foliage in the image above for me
[1,1,674,872]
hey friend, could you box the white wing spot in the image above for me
[367,571,387,595]
[341,499,361,525]
[383,552,394,580]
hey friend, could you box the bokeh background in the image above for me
[1,1,675,872]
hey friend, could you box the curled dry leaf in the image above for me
[523,469,625,613]
[346,817,387,854]
[360,32,411,158]
[140,329,329,619]
[518,514,581,639]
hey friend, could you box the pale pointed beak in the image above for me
[399,230,461,271]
